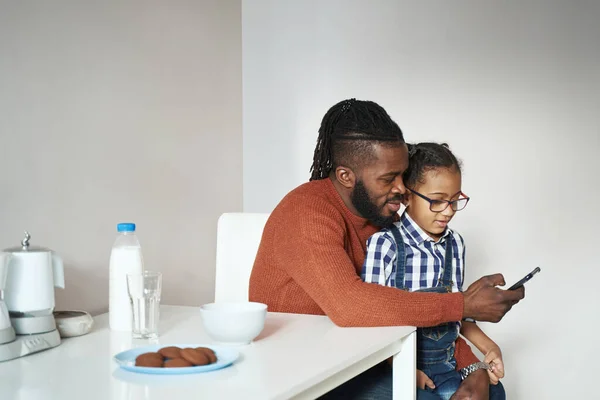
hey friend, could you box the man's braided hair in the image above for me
[309,98,405,181]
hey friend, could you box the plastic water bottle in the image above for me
[109,222,144,331]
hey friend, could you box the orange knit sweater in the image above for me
[249,178,478,369]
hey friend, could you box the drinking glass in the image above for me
[126,271,162,339]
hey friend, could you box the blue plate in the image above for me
[113,344,239,375]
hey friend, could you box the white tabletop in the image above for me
[0,305,415,400]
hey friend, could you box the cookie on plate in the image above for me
[180,348,210,366]
[196,347,217,364]
[135,352,164,367]
[158,346,182,359]
[164,358,194,368]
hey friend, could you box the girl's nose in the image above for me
[441,203,456,216]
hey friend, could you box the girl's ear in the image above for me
[402,192,411,208]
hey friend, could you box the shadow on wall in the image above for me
[54,263,108,316]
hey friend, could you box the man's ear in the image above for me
[334,166,356,189]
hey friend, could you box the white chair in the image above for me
[214,212,270,302]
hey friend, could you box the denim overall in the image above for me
[390,225,462,400]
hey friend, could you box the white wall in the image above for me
[243,1,600,398]
[0,0,242,315]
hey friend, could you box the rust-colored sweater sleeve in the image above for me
[455,336,479,369]
[273,195,465,329]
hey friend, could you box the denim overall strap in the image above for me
[415,233,460,380]
[440,236,454,288]
[389,224,406,290]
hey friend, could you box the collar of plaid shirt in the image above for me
[400,211,453,245]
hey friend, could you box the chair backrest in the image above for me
[214,212,270,302]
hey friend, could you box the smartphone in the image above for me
[507,267,541,290]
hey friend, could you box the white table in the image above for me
[0,305,416,400]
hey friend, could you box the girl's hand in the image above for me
[484,346,505,384]
[417,369,435,390]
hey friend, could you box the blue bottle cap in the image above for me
[117,223,136,232]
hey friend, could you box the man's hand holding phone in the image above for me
[463,274,525,323]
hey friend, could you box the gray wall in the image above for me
[0,0,242,315]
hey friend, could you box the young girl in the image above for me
[361,142,506,400]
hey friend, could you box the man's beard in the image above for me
[350,180,401,228]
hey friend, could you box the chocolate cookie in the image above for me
[196,347,217,364]
[164,358,194,368]
[180,347,210,366]
[158,346,182,359]
[135,352,164,367]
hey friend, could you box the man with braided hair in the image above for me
[249,98,524,399]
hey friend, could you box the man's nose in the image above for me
[392,176,406,195]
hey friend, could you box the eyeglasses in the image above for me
[408,189,470,212]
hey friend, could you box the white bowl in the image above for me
[53,310,94,338]
[200,302,267,345]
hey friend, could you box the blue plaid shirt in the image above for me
[361,212,465,292]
